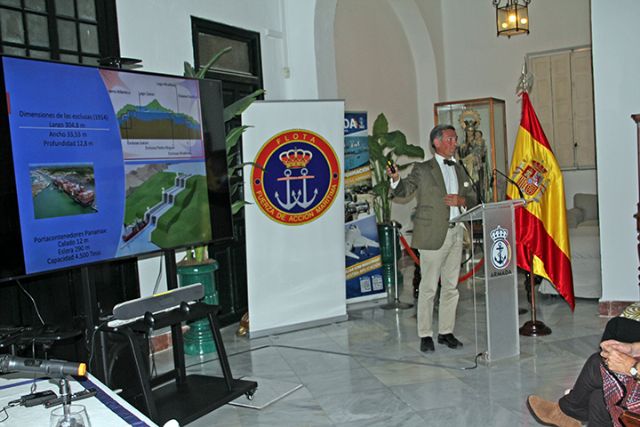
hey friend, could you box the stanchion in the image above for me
[381,222,413,310]
[519,259,551,336]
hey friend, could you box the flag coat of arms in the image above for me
[507,92,575,309]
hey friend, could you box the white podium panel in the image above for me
[453,199,524,362]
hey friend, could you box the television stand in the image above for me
[101,301,256,426]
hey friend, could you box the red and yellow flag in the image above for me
[507,92,575,309]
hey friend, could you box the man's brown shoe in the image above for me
[526,395,581,427]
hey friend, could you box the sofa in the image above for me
[539,193,602,298]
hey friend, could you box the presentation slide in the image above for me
[2,57,212,275]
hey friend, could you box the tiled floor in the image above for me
[166,262,608,426]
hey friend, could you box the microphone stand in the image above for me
[492,168,524,200]
[57,376,72,424]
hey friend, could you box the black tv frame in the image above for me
[0,55,233,284]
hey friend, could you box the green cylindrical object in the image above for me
[377,223,402,292]
[177,260,219,355]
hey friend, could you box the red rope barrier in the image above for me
[398,233,483,284]
[399,234,420,266]
[457,257,484,283]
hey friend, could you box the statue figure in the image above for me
[457,110,487,200]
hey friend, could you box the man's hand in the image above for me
[601,340,634,356]
[444,194,466,207]
[601,347,637,376]
[386,163,399,183]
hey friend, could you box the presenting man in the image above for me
[388,124,477,352]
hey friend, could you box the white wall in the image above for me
[592,0,640,302]
[439,0,591,157]
[437,0,596,211]
[333,0,439,231]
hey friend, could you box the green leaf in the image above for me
[372,113,389,137]
[223,89,265,122]
[225,125,252,154]
[183,61,196,77]
[194,47,232,79]
[367,135,385,162]
[371,181,389,198]
[386,130,407,149]
[227,150,239,167]
[231,200,251,215]
[400,144,425,158]
[366,113,423,224]
[229,161,260,175]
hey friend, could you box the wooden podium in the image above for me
[452,199,525,362]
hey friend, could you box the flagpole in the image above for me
[519,254,551,336]
[512,59,574,325]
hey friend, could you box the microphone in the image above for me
[0,355,87,377]
[457,160,484,204]
[492,168,525,200]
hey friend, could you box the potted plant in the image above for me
[367,113,424,289]
[177,48,264,353]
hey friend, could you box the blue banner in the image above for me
[344,112,384,301]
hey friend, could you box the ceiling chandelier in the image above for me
[492,0,531,38]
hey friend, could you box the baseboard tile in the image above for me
[598,301,635,317]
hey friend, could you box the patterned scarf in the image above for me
[601,364,640,426]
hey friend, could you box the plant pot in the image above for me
[377,223,402,294]
[177,260,219,355]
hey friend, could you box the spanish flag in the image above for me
[507,92,575,309]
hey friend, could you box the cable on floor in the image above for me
[186,343,488,372]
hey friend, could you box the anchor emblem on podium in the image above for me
[490,225,511,270]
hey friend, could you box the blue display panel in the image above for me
[2,57,214,275]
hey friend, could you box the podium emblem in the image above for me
[490,225,511,270]
[251,129,340,225]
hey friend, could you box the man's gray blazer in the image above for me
[392,158,478,250]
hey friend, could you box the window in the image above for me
[191,17,263,206]
[528,47,595,169]
[191,18,262,90]
[0,0,119,64]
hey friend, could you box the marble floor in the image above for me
[166,263,608,427]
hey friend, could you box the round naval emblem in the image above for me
[251,129,340,225]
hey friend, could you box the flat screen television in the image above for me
[0,56,232,282]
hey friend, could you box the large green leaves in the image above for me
[368,113,424,224]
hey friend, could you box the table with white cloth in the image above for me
[0,372,158,426]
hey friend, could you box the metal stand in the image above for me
[101,301,257,425]
[519,263,551,336]
[381,223,413,310]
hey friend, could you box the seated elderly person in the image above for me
[527,317,640,427]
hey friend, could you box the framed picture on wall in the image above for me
[434,97,508,203]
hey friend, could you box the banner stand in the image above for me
[243,100,346,338]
